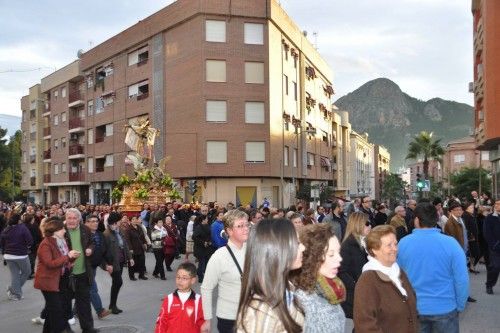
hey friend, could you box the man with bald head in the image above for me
[405,199,417,233]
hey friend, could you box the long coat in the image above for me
[444,216,466,249]
[103,228,132,272]
[34,237,74,292]
[484,213,500,268]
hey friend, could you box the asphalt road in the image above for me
[0,253,498,333]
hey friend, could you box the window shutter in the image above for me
[128,50,139,66]
[105,124,113,136]
[245,102,265,123]
[128,83,139,97]
[245,62,264,84]
[206,20,226,42]
[88,158,94,173]
[206,101,227,122]
[105,155,114,167]
[244,23,264,45]
[246,142,265,162]
[206,60,226,82]
[207,141,227,163]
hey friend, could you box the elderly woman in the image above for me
[338,212,370,319]
[201,209,249,333]
[34,216,80,333]
[354,225,418,332]
[294,223,345,333]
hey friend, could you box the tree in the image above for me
[450,167,491,200]
[406,131,445,179]
[381,173,407,208]
[0,128,22,201]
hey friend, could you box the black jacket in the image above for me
[331,213,347,240]
[88,231,110,268]
[338,234,368,319]
[64,224,94,285]
[192,223,213,260]
[103,228,132,271]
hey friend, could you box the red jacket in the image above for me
[155,290,204,333]
[34,237,73,291]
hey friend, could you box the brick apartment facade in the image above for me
[472,0,500,198]
[20,0,343,207]
[374,144,390,201]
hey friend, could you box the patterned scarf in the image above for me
[54,236,70,275]
[315,275,346,305]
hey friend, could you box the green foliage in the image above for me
[450,167,491,200]
[159,174,173,187]
[0,128,22,201]
[169,188,181,201]
[135,170,153,184]
[296,183,312,202]
[134,187,149,200]
[319,186,334,204]
[116,174,131,187]
[381,173,407,208]
[406,131,445,177]
[111,187,123,201]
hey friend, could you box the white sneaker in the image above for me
[32,317,45,325]
[68,317,76,325]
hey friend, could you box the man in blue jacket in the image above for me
[398,202,468,333]
[484,198,500,295]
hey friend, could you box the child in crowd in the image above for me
[155,262,207,333]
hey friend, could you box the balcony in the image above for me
[43,127,51,137]
[95,135,104,143]
[43,149,51,160]
[95,166,104,173]
[69,172,85,182]
[68,91,84,108]
[30,154,36,163]
[68,117,85,133]
[30,132,37,141]
[30,176,36,186]
[43,102,51,116]
[43,174,51,183]
[68,144,84,159]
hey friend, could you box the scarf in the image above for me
[154,225,167,238]
[362,256,407,297]
[315,275,346,305]
[54,236,70,275]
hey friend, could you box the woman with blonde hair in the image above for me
[337,212,371,319]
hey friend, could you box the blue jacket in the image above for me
[210,220,227,249]
[397,228,469,315]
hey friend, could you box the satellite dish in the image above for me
[77,49,84,58]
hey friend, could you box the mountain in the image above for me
[335,78,473,170]
[0,114,22,138]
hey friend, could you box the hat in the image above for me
[448,200,461,211]
[107,212,122,225]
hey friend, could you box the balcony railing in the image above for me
[95,166,104,173]
[69,144,84,156]
[69,172,85,182]
[69,90,83,103]
[30,176,36,186]
[43,150,51,159]
[43,174,51,183]
[30,154,36,163]
[95,136,104,143]
[69,117,85,129]
[43,127,51,136]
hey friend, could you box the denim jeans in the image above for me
[90,268,104,314]
[419,309,459,333]
[6,257,31,298]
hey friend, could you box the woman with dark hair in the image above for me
[237,219,305,332]
[354,225,417,332]
[294,223,345,333]
[23,213,42,278]
[192,214,213,283]
[123,215,148,280]
[151,219,167,280]
[34,216,81,333]
[337,212,370,319]
[463,202,480,274]
[0,213,33,301]
[163,215,178,272]
[374,204,388,226]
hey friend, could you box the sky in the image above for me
[0,0,473,118]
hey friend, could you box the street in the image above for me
[1,253,498,333]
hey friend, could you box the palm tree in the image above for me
[406,131,445,179]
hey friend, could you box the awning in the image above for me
[320,156,331,167]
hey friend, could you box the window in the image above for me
[95,98,104,114]
[86,75,93,88]
[61,87,66,98]
[128,80,149,100]
[207,141,227,163]
[128,46,149,66]
[104,154,114,167]
[321,130,328,145]
[54,90,58,99]
[206,100,227,122]
[245,62,264,84]
[293,149,298,167]
[87,129,94,144]
[453,154,465,163]
[54,139,59,149]
[283,74,288,95]
[61,137,67,148]
[54,164,59,175]
[244,23,264,45]
[61,163,67,173]
[61,112,66,122]
[87,100,94,116]
[53,114,59,125]
[88,157,94,173]
[245,102,265,124]
[206,60,226,82]
[307,153,315,166]
[105,124,113,136]
[481,151,489,161]
[293,81,297,101]
[205,20,226,42]
[104,65,113,76]
[284,146,289,166]
[246,142,265,163]
[103,95,114,106]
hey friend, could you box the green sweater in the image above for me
[69,228,85,275]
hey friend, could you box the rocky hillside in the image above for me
[335,78,473,169]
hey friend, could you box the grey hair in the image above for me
[65,208,82,222]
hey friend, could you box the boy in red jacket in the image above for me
[155,262,207,333]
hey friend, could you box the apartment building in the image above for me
[20,0,339,207]
[472,0,500,197]
[374,144,390,201]
[407,159,442,191]
[332,109,351,198]
[349,131,374,198]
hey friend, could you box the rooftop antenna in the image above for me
[313,31,318,50]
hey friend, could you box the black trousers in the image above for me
[164,253,175,269]
[129,253,146,278]
[217,317,235,333]
[62,272,94,331]
[110,267,123,308]
[153,250,165,278]
[42,290,70,333]
[486,253,500,288]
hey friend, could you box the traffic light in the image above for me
[416,174,424,190]
[188,180,198,195]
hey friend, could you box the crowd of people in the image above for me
[0,190,499,333]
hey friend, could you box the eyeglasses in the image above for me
[175,275,193,281]
[233,223,251,229]
[363,200,372,203]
